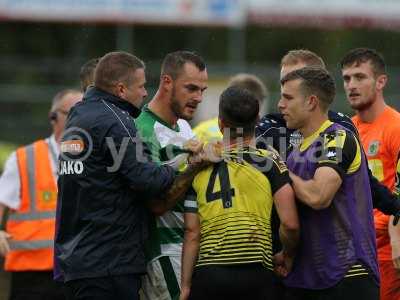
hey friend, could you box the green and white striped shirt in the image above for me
[136,105,194,261]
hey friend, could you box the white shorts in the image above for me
[141,255,181,300]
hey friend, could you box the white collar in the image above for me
[46,135,60,164]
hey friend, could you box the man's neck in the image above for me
[148,91,178,126]
[222,135,256,149]
[357,96,386,123]
[300,113,328,138]
[54,131,62,145]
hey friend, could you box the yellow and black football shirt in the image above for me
[184,147,291,270]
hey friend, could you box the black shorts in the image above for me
[65,274,141,300]
[10,271,65,300]
[189,263,277,300]
[284,274,379,300]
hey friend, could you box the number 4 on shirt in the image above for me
[206,161,235,208]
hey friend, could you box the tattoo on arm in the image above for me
[151,165,202,215]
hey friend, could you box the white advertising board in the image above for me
[0,0,245,26]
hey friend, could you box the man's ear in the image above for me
[161,75,173,91]
[49,111,58,123]
[307,95,319,111]
[376,74,388,91]
[218,117,225,134]
[115,82,125,98]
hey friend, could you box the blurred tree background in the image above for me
[1,1,400,297]
[1,2,400,150]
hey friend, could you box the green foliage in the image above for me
[0,141,17,173]
[1,21,400,142]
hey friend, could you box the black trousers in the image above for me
[189,264,276,300]
[10,271,65,300]
[284,274,379,300]
[64,274,141,300]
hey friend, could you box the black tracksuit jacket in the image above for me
[55,87,175,281]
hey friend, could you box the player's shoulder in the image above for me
[385,106,400,126]
[245,147,288,174]
[256,113,288,141]
[257,113,286,129]
[328,110,358,136]
[135,107,156,132]
[194,118,218,131]
[328,110,352,121]
[193,118,221,142]
[177,118,193,134]
[322,125,355,150]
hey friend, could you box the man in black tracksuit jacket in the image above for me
[55,52,200,300]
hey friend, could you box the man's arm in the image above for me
[389,153,400,268]
[94,121,178,202]
[290,129,359,210]
[150,143,217,215]
[395,153,400,199]
[389,216,400,269]
[0,203,11,256]
[150,162,205,215]
[264,150,300,276]
[289,167,342,210]
[332,111,400,219]
[273,183,299,277]
[274,183,299,256]
[369,167,400,221]
[0,152,20,256]
[180,211,200,300]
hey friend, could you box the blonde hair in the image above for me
[228,73,268,103]
[281,49,326,69]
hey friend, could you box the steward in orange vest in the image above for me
[5,139,57,271]
[0,89,82,300]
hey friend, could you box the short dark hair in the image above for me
[80,58,100,92]
[281,67,336,112]
[94,51,145,92]
[340,48,386,76]
[219,86,259,138]
[161,51,206,79]
[281,49,326,69]
[228,73,268,104]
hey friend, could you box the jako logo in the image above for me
[59,161,84,175]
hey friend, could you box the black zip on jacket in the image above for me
[55,87,176,281]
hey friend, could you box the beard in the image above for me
[170,87,193,121]
[348,93,376,111]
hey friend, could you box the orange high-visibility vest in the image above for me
[5,139,57,271]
